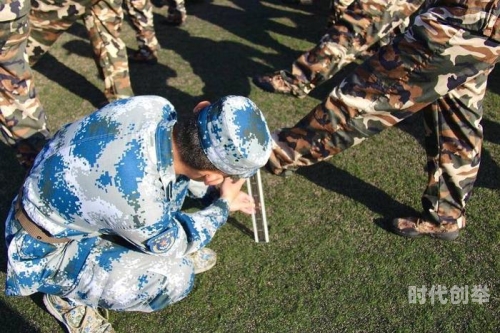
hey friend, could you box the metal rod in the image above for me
[246,169,269,242]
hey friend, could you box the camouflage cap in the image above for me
[197,96,272,178]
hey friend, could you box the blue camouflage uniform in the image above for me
[4,96,270,312]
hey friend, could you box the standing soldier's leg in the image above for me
[84,0,133,102]
[253,0,424,98]
[419,70,489,230]
[391,72,489,240]
[165,0,186,26]
[268,7,499,173]
[325,0,355,29]
[27,0,92,66]
[126,0,160,64]
[0,14,50,168]
[267,4,500,237]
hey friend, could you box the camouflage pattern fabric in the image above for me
[269,0,500,227]
[27,0,133,102]
[27,0,92,64]
[197,96,272,178]
[124,0,159,52]
[0,0,30,19]
[0,1,50,149]
[166,0,186,17]
[83,0,133,101]
[4,96,230,311]
[289,0,425,97]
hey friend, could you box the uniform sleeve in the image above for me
[174,198,230,254]
[114,197,229,256]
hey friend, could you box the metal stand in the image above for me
[246,169,269,243]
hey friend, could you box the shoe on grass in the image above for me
[189,248,217,274]
[264,158,295,177]
[252,70,306,98]
[129,47,158,64]
[165,10,187,26]
[43,294,115,333]
[14,132,50,170]
[391,217,460,241]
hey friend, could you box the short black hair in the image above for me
[173,114,219,172]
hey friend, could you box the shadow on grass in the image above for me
[63,17,273,117]
[482,117,500,145]
[226,216,254,239]
[31,52,107,109]
[296,162,420,221]
[0,298,44,333]
[31,21,107,107]
[61,35,200,118]
[191,0,327,50]
[153,23,272,100]
[0,144,25,273]
[483,63,500,96]
[43,2,315,108]
[477,117,500,190]
[38,0,332,114]
[153,0,329,99]
[372,217,398,234]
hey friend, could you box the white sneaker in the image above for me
[188,248,217,274]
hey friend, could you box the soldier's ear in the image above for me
[193,101,210,114]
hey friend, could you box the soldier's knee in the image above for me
[148,269,195,311]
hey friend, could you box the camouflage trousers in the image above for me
[123,0,159,52]
[27,0,133,102]
[0,14,50,147]
[289,0,424,97]
[166,0,186,15]
[269,0,500,227]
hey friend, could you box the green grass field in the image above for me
[1,1,499,332]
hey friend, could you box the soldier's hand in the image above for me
[219,178,254,213]
[228,191,256,215]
